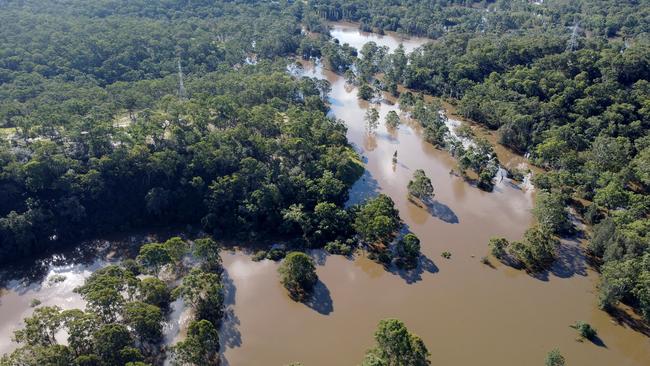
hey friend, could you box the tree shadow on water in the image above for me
[549,236,588,279]
[220,270,242,349]
[303,280,334,315]
[422,199,459,224]
[309,249,329,266]
[388,255,439,284]
[346,170,380,207]
[607,306,650,338]
[589,334,607,348]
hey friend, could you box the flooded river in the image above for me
[1,23,649,366]
[218,24,650,366]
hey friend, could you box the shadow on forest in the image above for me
[303,280,334,315]
[388,254,439,284]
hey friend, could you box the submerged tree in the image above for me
[13,306,62,347]
[122,301,163,344]
[572,321,597,340]
[137,243,171,275]
[362,319,430,366]
[278,252,318,301]
[175,268,224,324]
[193,237,222,273]
[509,226,559,272]
[354,194,402,244]
[163,237,188,267]
[488,237,509,260]
[396,233,421,269]
[170,320,220,366]
[533,191,572,235]
[358,82,375,100]
[138,277,171,309]
[385,110,401,129]
[408,169,434,202]
[545,348,565,366]
[365,107,380,132]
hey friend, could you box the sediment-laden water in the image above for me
[1,22,649,366]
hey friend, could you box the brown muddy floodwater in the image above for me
[1,23,649,366]
[218,24,650,366]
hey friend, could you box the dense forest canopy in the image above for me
[0,0,650,364]
[308,0,650,38]
[0,0,369,262]
[303,0,650,324]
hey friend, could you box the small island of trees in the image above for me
[278,252,318,301]
[408,169,434,202]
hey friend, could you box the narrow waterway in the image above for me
[1,22,649,366]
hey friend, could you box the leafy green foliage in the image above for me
[313,3,648,321]
[278,252,318,301]
[396,234,421,269]
[175,268,224,324]
[362,318,430,366]
[488,237,509,260]
[509,226,560,272]
[0,1,363,263]
[324,239,354,256]
[93,324,140,365]
[123,301,164,344]
[170,320,220,366]
[572,321,598,340]
[5,257,176,365]
[409,100,448,148]
[13,306,62,347]
[74,265,138,322]
[533,192,573,235]
[358,83,376,101]
[407,169,434,202]
[192,238,223,273]
[309,1,649,39]
[138,277,171,309]
[137,243,172,275]
[545,348,565,366]
[455,138,499,190]
[385,111,401,129]
[365,108,380,132]
[353,194,401,244]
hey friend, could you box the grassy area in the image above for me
[0,127,17,138]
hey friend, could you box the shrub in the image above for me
[572,321,597,340]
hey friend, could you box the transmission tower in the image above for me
[567,21,580,52]
[177,58,187,100]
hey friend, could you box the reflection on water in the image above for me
[0,254,110,353]
[329,22,430,54]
